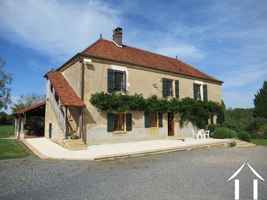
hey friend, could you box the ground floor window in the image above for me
[114,113,125,131]
[107,113,132,132]
[150,112,158,127]
[145,112,163,128]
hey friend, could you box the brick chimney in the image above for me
[113,27,123,47]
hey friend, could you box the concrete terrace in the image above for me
[22,137,231,161]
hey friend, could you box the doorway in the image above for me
[168,113,174,136]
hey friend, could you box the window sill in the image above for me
[148,127,159,129]
[113,131,127,134]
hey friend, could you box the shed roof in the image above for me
[14,101,46,116]
[44,71,86,107]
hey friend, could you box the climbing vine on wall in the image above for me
[89,92,223,128]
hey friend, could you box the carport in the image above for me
[13,101,46,139]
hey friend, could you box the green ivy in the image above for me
[89,92,223,129]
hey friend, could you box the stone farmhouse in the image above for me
[14,28,223,146]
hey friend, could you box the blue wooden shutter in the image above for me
[144,112,150,128]
[175,80,179,99]
[107,69,115,93]
[158,113,163,127]
[126,113,132,131]
[123,71,126,93]
[107,113,114,132]
[162,78,168,97]
[203,84,208,101]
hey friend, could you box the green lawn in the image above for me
[0,124,31,159]
[0,124,14,138]
[0,139,30,159]
[251,139,267,146]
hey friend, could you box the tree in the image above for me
[0,58,12,110]
[253,81,267,119]
[11,92,46,113]
[0,111,13,124]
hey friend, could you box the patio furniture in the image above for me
[203,130,210,139]
[191,130,204,139]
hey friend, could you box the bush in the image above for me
[246,118,267,139]
[207,124,220,133]
[213,127,237,139]
[237,131,251,143]
[231,140,236,147]
[259,124,267,139]
[220,120,244,133]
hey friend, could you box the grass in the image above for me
[0,124,14,138]
[0,139,30,159]
[251,139,267,146]
[0,124,31,159]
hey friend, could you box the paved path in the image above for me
[22,137,230,160]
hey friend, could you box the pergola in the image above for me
[13,101,46,139]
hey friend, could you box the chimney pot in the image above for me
[113,27,123,47]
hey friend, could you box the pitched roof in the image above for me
[44,71,86,107]
[15,101,46,115]
[80,39,222,83]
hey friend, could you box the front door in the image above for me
[168,113,174,136]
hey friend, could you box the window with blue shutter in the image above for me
[158,113,163,127]
[108,69,115,93]
[126,113,132,131]
[108,69,126,93]
[145,112,150,128]
[162,78,168,97]
[163,78,173,97]
[203,84,208,101]
[175,80,179,99]
[193,83,201,100]
[107,113,114,132]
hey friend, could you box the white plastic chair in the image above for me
[203,130,210,139]
[192,130,203,139]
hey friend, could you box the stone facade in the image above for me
[51,58,222,145]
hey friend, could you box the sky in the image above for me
[0,0,267,114]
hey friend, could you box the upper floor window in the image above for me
[108,69,126,93]
[162,78,179,98]
[115,71,124,92]
[194,83,208,101]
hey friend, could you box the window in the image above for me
[108,69,126,93]
[145,112,163,128]
[195,84,201,100]
[114,113,124,131]
[167,80,173,97]
[193,83,208,101]
[115,71,124,92]
[163,78,179,98]
[107,113,132,132]
[150,112,158,127]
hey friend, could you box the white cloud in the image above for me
[0,0,122,61]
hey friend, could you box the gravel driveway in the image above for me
[1,146,267,200]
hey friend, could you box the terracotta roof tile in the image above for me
[81,39,222,83]
[45,71,86,107]
[15,101,46,115]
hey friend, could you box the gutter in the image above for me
[77,55,85,139]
